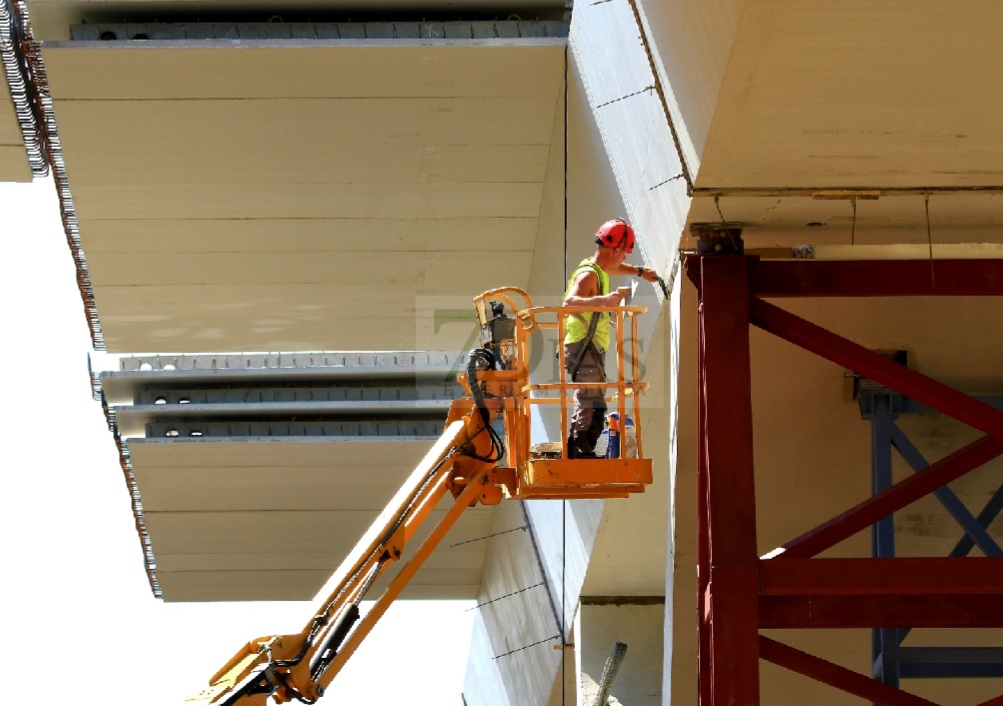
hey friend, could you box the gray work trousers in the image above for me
[564,339,607,458]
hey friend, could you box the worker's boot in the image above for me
[567,433,599,460]
[587,412,605,455]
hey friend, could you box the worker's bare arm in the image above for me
[608,262,661,283]
[564,270,623,308]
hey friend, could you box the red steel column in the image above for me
[697,255,760,705]
[696,277,712,704]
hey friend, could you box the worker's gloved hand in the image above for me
[636,266,661,284]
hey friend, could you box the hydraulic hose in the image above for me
[464,348,505,463]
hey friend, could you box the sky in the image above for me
[0,177,475,705]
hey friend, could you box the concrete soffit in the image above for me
[32,19,570,354]
[19,16,568,354]
[92,350,470,599]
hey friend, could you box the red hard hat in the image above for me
[596,219,635,253]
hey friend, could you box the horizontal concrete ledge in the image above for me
[113,350,463,373]
[99,351,466,402]
[693,185,1003,198]
[131,385,457,406]
[60,20,569,44]
[47,38,569,51]
[582,596,665,606]
[105,365,461,379]
[139,420,445,440]
[129,435,439,446]
[102,368,463,402]
[122,400,452,416]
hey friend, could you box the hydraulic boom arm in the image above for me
[190,396,509,705]
[189,287,652,705]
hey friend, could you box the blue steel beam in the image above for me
[889,424,1003,557]
[861,388,1003,695]
[952,484,1003,558]
[898,647,1003,679]
[869,394,900,694]
[871,395,897,560]
[898,397,1003,415]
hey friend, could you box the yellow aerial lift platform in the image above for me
[190,288,653,705]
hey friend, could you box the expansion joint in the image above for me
[624,0,693,192]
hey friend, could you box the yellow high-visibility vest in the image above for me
[563,258,611,351]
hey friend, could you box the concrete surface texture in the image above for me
[40,40,565,352]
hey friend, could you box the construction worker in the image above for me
[563,218,660,459]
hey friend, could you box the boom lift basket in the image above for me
[471,287,653,500]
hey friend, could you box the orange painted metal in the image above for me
[196,409,495,705]
[314,471,496,697]
[479,287,651,488]
[525,458,651,489]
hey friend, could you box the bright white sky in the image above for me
[0,177,475,705]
